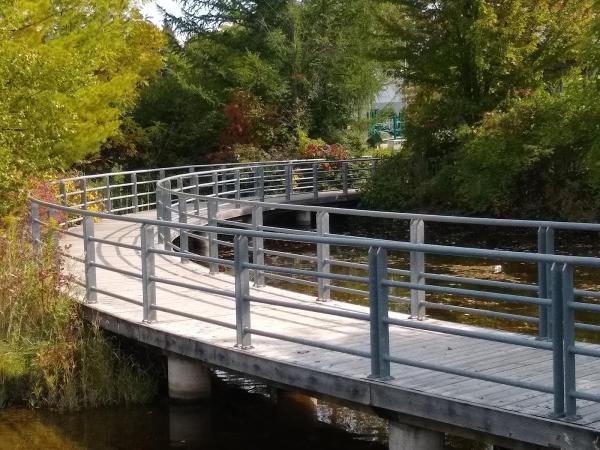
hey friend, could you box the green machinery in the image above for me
[368,109,405,139]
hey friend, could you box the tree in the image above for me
[0,0,164,170]
[119,0,383,167]
[362,0,598,219]
[378,0,593,173]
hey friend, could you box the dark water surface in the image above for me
[0,371,490,450]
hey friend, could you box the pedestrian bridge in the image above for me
[30,159,600,449]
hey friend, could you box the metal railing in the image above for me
[30,158,600,420]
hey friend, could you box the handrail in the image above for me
[29,157,600,420]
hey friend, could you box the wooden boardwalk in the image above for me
[62,205,600,449]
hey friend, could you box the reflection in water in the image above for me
[0,371,490,450]
[256,211,600,340]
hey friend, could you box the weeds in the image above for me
[0,216,157,410]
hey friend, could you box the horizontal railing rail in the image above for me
[29,157,600,421]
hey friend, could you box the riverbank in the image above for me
[0,217,157,410]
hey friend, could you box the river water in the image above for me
[0,371,487,450]
[3,211,599,449]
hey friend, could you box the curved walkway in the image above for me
[31,160,600,449]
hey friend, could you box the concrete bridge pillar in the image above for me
[388,421,444,450]
[167,354,212,402]
[295,211,312,228]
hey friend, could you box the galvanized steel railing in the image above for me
[30,158,600,420]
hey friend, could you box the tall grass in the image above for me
[0,215,157,410]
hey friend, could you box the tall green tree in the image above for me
[122,0,381,167]
[0,0,164,170]
[379,0,593,173]
[362,0,597,219]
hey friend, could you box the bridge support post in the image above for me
[296,210,311,228]
[388,422,444,450]
[316,211,330,302]
[252,206,265,287]
[167,354,212,402]
[409,219,426,319]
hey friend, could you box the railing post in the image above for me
[212,171,219,197]
[551,263,565,418]
[312,163,319,200]
[370,159,377,176]
[252,206,265,287]
[59,181,67,206]
[342,161,348,195]
[285,163,292,201]
[316,211,330,302]
[83,216,97,303]
[141,224,157,322]
[537,227,549,339]
[104,175,111,213]
[235,169,241,208]
[80,178,88,210]
[207,198,219,274]
[163,189,173,251]
[410,219,426,319]
[545,227,555,337]
[192,173,200,215]
[368,247,392,380]
[157,189,164,244]
[258,166,265,202]
[234,235,252,349]
[31,202,41,253]
[177,194,189,263]
[562,264,578,419]
[132,173,139,213]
